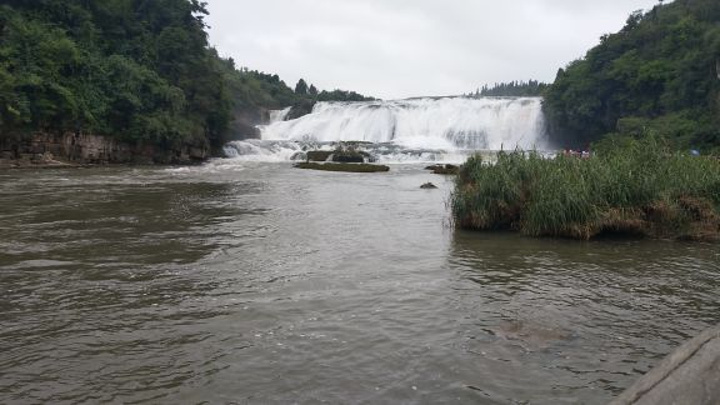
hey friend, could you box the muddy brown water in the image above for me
[1,162,719,404]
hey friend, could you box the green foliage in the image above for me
[222,67,296,110]
[544,0,720,151]
[0,0,228,148]
[471,80,549,97]
[315,89,374,102]
[0,7,81,130]
[295,79,308,96]
[0,1,374,151]
[453,135,720,240]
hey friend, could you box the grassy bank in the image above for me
[452,136,720,240]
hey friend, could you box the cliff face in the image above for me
[0,132,209,168]
[227,107,269,140]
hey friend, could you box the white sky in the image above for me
[205,0,664,100]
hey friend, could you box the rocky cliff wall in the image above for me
[227,106,270,140]
[0,132,209,167]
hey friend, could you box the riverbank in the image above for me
[0,154,84,169]
[0,132,211,168]
[452,136,720,241]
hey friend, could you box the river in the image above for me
[1,162,718,404]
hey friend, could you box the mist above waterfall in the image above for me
[260,97,549,151]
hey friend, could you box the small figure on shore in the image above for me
[562,148,591,159]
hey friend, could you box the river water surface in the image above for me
[1,162,719,404]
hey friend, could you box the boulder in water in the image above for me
[307,148,375,163]
[331,150,366,163]
[286,99,316,120]
[306,150,333,162]
[425,164,459,175]
[420,182,438,189]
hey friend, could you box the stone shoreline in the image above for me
[0,154,207,170]
[0,156,84,169]
[1,132,211,168]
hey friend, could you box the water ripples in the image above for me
[1,165,718,404]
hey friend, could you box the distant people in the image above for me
[561,148,590,159]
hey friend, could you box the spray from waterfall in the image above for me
[224,97,550,163]
[259,97,548,150]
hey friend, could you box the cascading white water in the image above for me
[259,97,548,150]
[222,96,551,163]
[268,107,292,123]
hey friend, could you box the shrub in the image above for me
[452,136,720,240]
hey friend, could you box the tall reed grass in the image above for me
[452,136,720,240]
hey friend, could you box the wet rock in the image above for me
[0,132,210,166]
[295,162,390,172]
[424,164,459,175]
[286,99,316,120]
[436,164,460,175]
[306,151,333,162]
[331,150,365,163]
[420,182,438,189]
[306,149,375,163]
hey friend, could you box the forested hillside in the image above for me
[0,0,231,150]
[0,0,371,158]
[467,80,548,97]
[544,0,720,151]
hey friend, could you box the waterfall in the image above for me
[222,96,551,163]
[259,97,549,150]
[268,107,292,123]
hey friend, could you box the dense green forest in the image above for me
[467,80,548,97]
[544,0,720,151]
[6,0,717,157]
[0,0,370,154]
[226,68,371,112]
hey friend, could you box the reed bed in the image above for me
[452,136,720,240]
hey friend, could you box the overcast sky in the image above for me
[205,0,664,100]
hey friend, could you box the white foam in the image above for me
[208,97,550,167]
[223,139,305,162]
[260,97,548,150]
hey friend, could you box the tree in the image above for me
[475,80,548,97]
[0,0,375,152]
[295,78,308,95]
[0,0,230,149]
[543,0,720,149]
